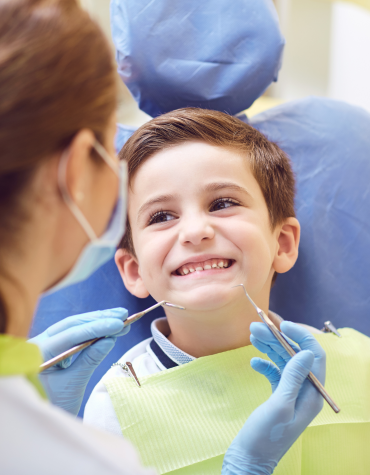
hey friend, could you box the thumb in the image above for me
[274,350,314,403]
[250,357,281,393]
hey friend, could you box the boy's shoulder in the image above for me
[116,337,153,370]
[83,337,160,434]
[297,323,322,334]
[115,337,165,377]
[100,336,162,384]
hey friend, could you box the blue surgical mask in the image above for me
[44,141,127,295]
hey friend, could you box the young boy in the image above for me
[84,108,370,475]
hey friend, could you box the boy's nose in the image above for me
[178,216,215,246]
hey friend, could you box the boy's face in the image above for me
[119,142,299,313]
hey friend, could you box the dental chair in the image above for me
[31,0,370,416]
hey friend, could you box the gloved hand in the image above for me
[29,308,129,415]
[222,322,326,475]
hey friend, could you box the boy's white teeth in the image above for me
[177,258,231,275]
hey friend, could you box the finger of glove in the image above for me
[274,350,314,404]
[45,336,118,371]
[280,322,326,385]
[116,323,130,337]
[281,321,326,361]
[250,322,301,362]
[250,357,281,393]
[40,318,124,358]
[250,335,287,372]
[70,337,116,374]
[45,308,129,336]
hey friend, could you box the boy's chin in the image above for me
[173,285,235,312]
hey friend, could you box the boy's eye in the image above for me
[210,198,241,212]
[148,210,176,225]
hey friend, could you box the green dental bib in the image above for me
[105,328,370,475]
[0,334,46,398]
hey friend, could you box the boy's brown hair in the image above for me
[119,108,296,257]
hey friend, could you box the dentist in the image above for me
[0,1,325,474]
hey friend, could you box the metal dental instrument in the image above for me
[39,301,185,372]
[321,321,341,337]
[233,284,340,414]
[112,362,141,387]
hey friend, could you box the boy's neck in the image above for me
[166,295,275,358]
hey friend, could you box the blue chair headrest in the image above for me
[111,0,285,116]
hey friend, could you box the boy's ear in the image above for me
[272,217,301,274]
[114,248,150,298]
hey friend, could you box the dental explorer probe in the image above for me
[233,284,340,414]
[39,301,185,372]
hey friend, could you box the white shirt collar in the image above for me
[150,311,283,366]
[150,318,195,366]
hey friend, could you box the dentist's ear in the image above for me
[115,248,150,298]
[272,217,300,274]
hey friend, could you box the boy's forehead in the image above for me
[130,142,252,191]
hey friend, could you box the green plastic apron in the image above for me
[0,334,46,398]
[106,328,370,475]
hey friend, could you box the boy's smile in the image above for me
[173,256,234,276]
[123,141,289,314]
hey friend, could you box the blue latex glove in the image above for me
[222,321,326,475]
[29,308,129,415]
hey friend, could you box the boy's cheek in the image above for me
[230,229,276,284]
[226,222,270,255]
[136,240,170,285]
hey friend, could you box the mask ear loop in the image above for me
[93,140,120,176]
[58,148,98,242]
[58,140,121,242]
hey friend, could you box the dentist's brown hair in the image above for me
[118,108,296,258]
[0,0,117,332]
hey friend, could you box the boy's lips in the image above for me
[173,257,234,276]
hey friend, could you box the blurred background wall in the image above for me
[79,0,370,122]
[271,0,370,114]
[79,0,150,126]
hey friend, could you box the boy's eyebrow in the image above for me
[203,182,252,197]
[137,194,176,222]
